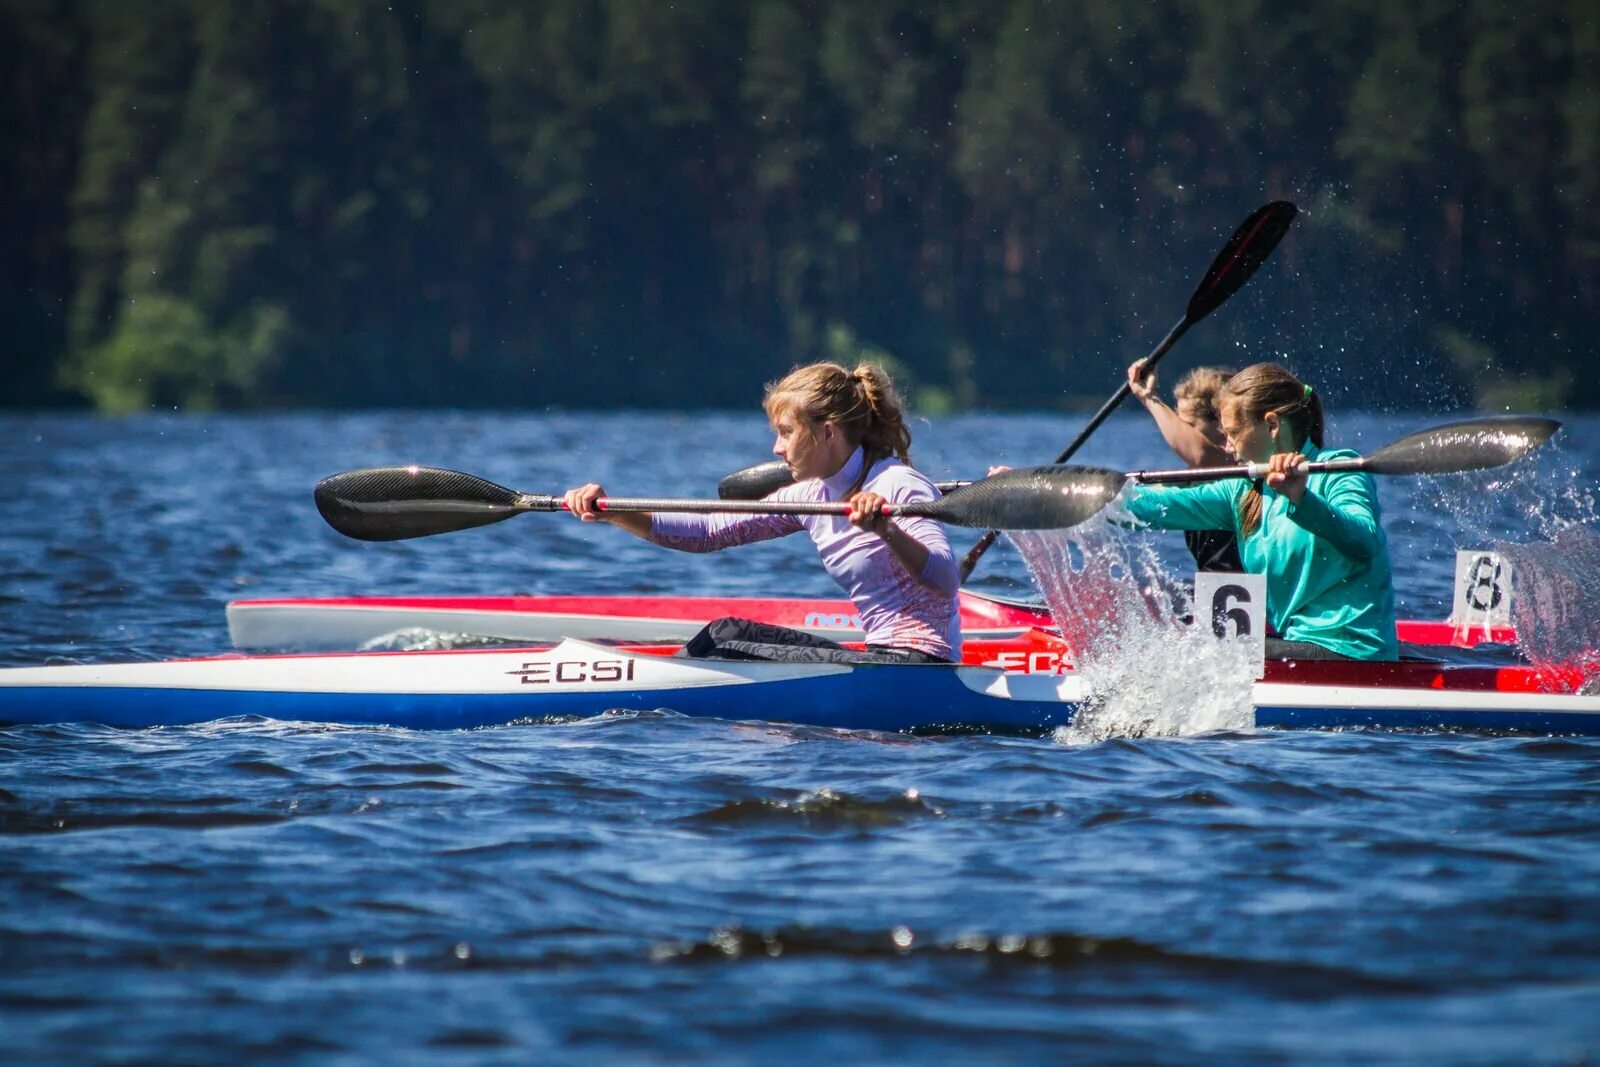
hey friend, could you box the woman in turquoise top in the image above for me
[1123,363,1399,661]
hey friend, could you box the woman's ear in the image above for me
[1263,410,1283,446]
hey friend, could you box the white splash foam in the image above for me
[1411,446,1600,683]
[1008,508,1255,743]
[1494,525,1600,686]
[358,628,509,652]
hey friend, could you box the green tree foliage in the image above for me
[2,0,1595,412]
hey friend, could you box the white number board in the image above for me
[1450,549,1513,635]
[1195,571,1267,679]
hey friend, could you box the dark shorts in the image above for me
[1265,637,1353,661]
[682,616,947,665]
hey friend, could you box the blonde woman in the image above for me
[1128,358,1242,572]
[564,362,960,663]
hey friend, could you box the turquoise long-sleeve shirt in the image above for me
[1123,444,1399,661]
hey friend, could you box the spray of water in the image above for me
[1495,526,1600,687]
[1407,448,1600,682]
[360,628,513,652]
[1008,507,1256,743]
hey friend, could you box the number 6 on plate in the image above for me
[1195,572,1267,678]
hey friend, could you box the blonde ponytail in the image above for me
[850,364,913,466]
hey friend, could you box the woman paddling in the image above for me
[1127,357,1242,573]
[563,362,961,664]
[1122,363,1399,661]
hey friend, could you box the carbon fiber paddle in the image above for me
[956,200,1300,579]
[714,202,1302,568]
[1127,416,1561,485]
[315,465,1128,543]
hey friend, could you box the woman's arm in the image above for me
[563,483,653,538]
[852,469,960,594]
[847,490,958,593]
[563,482,803,551]
[1280,472,1384,564]
[1121,481,1240,533]
[1128,359,1229,467]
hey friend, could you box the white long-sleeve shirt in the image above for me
[646,448,962,660]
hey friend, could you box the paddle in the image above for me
[315,464,1128,543]
[942,417,1557,511]
[1128,416,1562,485]
[955,199,1300,579]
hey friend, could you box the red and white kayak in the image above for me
[225,589,1516,652]
[2,628,1594,734]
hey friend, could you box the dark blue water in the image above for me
[4,411,1599,1064]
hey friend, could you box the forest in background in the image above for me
[4,0,1596,413]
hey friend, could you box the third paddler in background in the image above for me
[1122,362,1399,661]
[1127,357,1243,573]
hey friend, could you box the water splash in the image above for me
[1495,527,1600,687]
[1008,509,1255,743]
[359,629,516,652]
[1405,445,1600,679]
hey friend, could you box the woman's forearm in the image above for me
[1143,398,1229,467]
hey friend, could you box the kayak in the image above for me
[224,590,1057,649]
[225,590,1515,652]
[3,630,1595,734]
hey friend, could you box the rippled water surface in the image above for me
[3,411,1599,1064]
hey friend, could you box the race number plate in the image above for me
[1450,549,1513,636]
[1195,572,1267,678]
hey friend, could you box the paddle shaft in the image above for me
[957,315,1192,576]
[536,496,955,520]
[1132,457,1366,485]
[956,201,1298,581]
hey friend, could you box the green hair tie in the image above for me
[1303,384,1314,400]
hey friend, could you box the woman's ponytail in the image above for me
[851,364,913,466]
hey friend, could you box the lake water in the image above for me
[3,410,1599,1064]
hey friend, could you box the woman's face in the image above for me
[1218,399,1283,463]
[1176,398,1227,448]
[771,406,851,480]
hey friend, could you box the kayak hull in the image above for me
[4,637,1598,735]
[0,641,1077,733]
[225,591,1516,651]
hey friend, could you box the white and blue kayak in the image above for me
[3,635,1598,735]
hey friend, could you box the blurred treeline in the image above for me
[4,0,1596,412]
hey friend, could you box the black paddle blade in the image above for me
[932,466,1127,530]
[315,466,526,541]
[1364,417,1562,476]
[1187,200,1298,321]
[718,460,794,500]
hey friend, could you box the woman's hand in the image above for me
[1127,357,1158,404]
[1264,452,1308,504]
[846,490,891,536]
[563,483,609,521]
[849,489,937,584]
